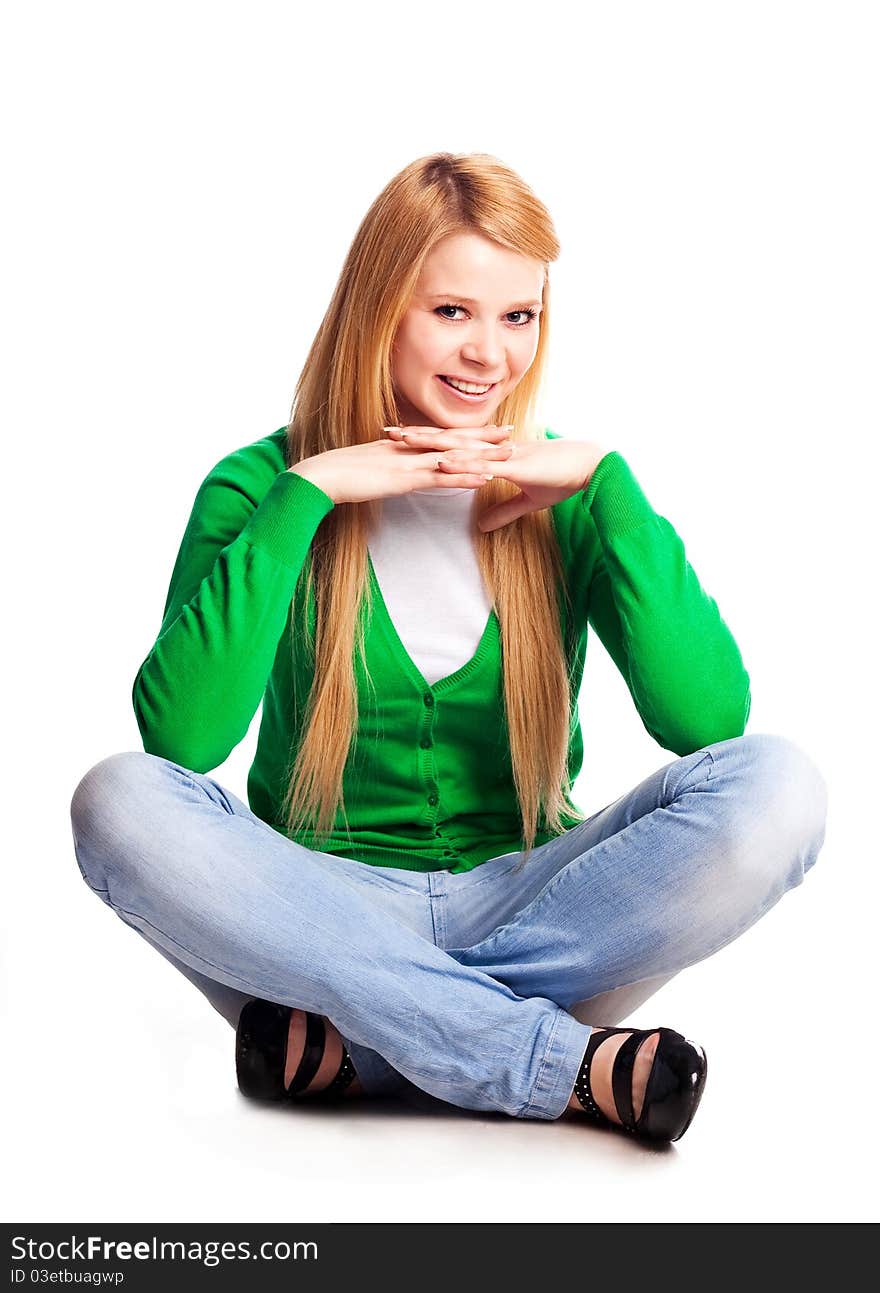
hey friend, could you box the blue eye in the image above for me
[435,303,538,327]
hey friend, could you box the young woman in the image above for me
[69,152,828,1144]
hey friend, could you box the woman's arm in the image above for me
[132,453,335,772]
[582,451,751,755]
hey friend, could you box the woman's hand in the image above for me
[388,426,610,532]
[289,423,515,505]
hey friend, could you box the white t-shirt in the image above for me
[367,486,493,686]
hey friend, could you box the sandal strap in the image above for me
[287,1010,325,1094]
[573,1026,654,1133]
[611,1030,645,1130]
[285,1013,358,1100]
[573,1026,630,1124]
[316,1047,358,1100]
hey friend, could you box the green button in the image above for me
[427,793,438,806]
[424,694,434,707]
[420,737,432,749]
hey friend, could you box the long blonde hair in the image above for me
[280,151,588,869]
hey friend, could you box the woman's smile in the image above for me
[436,374,499,402]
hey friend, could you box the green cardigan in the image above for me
[132,426,750,872]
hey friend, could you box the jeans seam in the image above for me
[103,899,272,997]
[75,860,110,896]
[520,1007,563,1118]
[462,855,534,888]
[669,748,715,801]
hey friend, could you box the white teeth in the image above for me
[443,376,493,394]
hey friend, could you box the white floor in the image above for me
[3,819,875,1224]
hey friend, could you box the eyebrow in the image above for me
[425,293,543,309]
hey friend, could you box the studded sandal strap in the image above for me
[573,1026,653,1131]
[316,1047,358,1100]
[572,1027,628,1124]
[287,1011,325,1094]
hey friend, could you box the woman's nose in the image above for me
[459,330,506,369]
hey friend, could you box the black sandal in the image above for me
[572,1025,708,1143]
[235,998,358,1103]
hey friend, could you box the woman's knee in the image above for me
[743,732,826,826]
[720,732,829,883]
[70,751,167,893]
[70,751,154,838]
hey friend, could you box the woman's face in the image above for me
[390,231,545,429]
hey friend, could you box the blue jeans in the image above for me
[68,732,827,1120]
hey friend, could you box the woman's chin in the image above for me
[426,399,497,426]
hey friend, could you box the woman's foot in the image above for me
[567,1025,708,1142]
[566,1027,658,1123]
[284,1008,364,1097]
[235,999,363,1102]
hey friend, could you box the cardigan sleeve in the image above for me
[582,450,751,755]
[131,458,335,773]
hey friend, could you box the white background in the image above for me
[2,0,877,1223]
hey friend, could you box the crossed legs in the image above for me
[69,733,827,1121]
